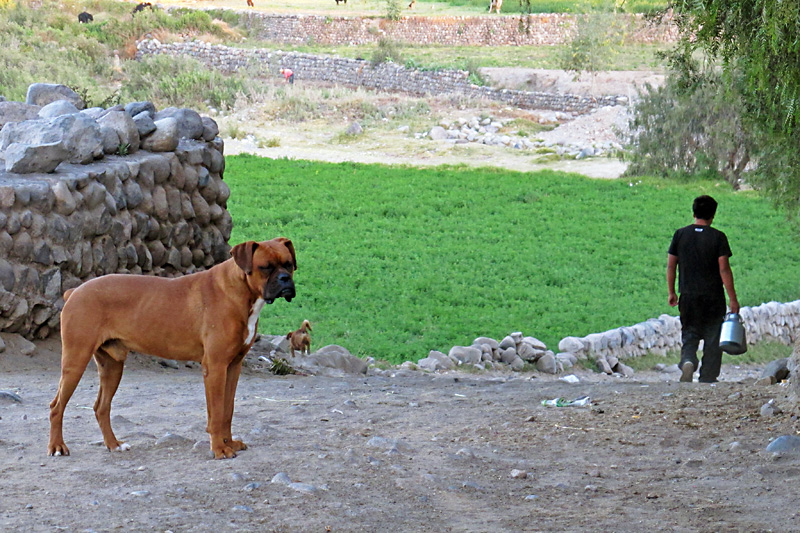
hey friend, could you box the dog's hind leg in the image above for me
[93,347,129,452]
[48,341,95,456]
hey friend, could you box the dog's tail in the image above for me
[301,319,311,332]
[63,288,75,302]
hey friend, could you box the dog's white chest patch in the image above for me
[244,298,266,346]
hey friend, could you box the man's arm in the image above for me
[667,254,678,307]
[719,255,740,313]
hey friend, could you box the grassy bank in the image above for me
[225,156,800,364]
[0,0,669,109]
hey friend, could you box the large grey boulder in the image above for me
[4,141,69,173]
[522,336,547,351]
[26,83,84,110]
[429,126,447,140]
[292,345,367,376]
[154,107,203,140]
[0,113,103,166]
[558,336,585,353]
[98,125,121,155]
[499,335,516,350]
[417,350,456,372]
[80,107,105,120]
[473,336,499,350]
[38,100,80,119]
[499,347,517,364]
[97,110,140,153]
[125,101,156,118]
[0,101,41,129]
[757,357,790,385]
[253,334,291,355]
[448,345,482,365]
[133,112,157,137]
[201,116,219,141]
[57,114,104,163]
[535,352,559,374]
[140,117,179,152]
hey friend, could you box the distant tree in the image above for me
[670,0,800,217]
[384,0,402,21]
[626,67,754,189]
[559,2,628,82]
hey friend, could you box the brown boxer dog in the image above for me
[48,238,297,459]
[286,319,312,355]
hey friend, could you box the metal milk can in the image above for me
[719,312,747,355]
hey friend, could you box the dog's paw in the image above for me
[227,438,247,452]
[48,443,70,457]
[110,442,131,452]
[212,446,237,459]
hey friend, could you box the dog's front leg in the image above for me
[222,357,247,453]
[202,360,238,459]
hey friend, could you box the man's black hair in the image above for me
[693,195,718,221]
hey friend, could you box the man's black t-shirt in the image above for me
[668,224,732,297]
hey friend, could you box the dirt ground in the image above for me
[2,334,800,532]
[219,69,661,179]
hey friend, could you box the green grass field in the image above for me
[225,156,800,364]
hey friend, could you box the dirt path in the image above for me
[223,136,630,179]
[2,337,799,532]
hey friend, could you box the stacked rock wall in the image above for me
[136,40,627,113]
[235,13,678,46]
[0,84,231,339]
[558,300,800,363]
[415,300,800,375]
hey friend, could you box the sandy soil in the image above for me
[480,68,664,99]
[216,69,662,179]
[2,335,799,532]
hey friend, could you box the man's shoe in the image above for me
[680,361,694,383]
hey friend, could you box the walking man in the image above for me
[667,195,739,383]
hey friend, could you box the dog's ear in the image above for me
[231,241,259,274]
[276,237,297,271]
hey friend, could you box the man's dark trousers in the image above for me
[679,293,727,382]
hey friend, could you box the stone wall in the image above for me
[412,301,800,375]
[136,40,628,113]
[558,300,800,363]
[235,13,678,46]
[0,84,231,339]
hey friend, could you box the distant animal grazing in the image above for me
[335,0,346,4]
[78,11,93,23]
[286,320,312,356]
[132,2,153,14]
[488,0,502,12]
[408,0,415,7]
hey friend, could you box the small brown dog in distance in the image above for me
[48,238,297,459]
[287,319,312,355]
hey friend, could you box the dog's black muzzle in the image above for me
[264,273,296,304]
